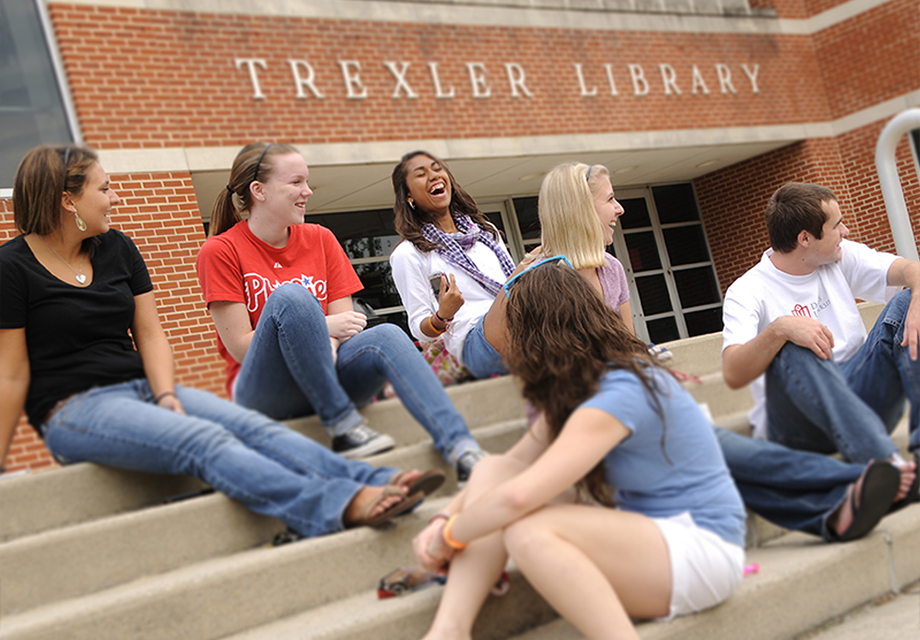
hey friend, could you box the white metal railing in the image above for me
[875,108,920,261]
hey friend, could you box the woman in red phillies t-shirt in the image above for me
[196,143,485,481]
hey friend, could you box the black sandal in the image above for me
[832,460,900,542]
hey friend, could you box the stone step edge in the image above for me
[0,419,526,544]
[219,506,920,640]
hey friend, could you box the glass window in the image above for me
[511,196,540,241]
[311,209,401,260]
[684,307,723,336]
[673,266,721,308]
[619,197,651,229]
[663,225,710,266]
[646,317,680,344]
[1,0,76,187]
[625,231,662,272]
[652,184,700,224]
[635,275,672,315]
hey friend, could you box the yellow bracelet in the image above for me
[442,514,468,551]
[428,315,448,335]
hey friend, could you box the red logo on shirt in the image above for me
[243,272,327,313]
[791,304,811,318]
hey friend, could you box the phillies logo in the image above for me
[243,272,327,313]
[791,304,811,318]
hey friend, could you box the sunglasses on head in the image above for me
[502,255,573,298]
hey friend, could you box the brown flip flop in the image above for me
[390,469,446,498]
[354,486,424,528]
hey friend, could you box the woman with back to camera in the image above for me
[389,151,524,385]
[196,143,486,482]
[0,144,440,536]
[412,259,747,640]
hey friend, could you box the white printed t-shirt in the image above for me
[721,239,897,439]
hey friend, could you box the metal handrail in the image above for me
[875,108,920,260]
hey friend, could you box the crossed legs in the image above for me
[421,455,671,640]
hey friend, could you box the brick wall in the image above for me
[49,4,833,150]
[812,0,920,120]
[696,121,920,295]
[0,173,224,473]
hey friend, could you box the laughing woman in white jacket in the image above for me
[389,151,521,382]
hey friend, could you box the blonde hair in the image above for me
[538,163,609,269]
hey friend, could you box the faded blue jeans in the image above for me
[714,427,863,540]
[43,380,397,538]
[765,289,918,463]
[233,284,479,464]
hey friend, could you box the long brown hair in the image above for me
[391,150,499,252]
[209,142,299,237]
[13,144,100,253]
[504,261,667,505]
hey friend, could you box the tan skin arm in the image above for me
[412,414,554,568]
[209,294,366,366]
[721,315,835,390]
[430,408,629,557]
[0,328,30,468]
[131,291,184,414]
[887,257,920,361]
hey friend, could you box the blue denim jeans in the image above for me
[714,427,863,540]
[43,380,397,538]
[765,289,918,462]
[462,314,509,379]
[233,284,479,463]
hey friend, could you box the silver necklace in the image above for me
[40,236,87,284]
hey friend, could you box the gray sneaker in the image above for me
[332,424,396,459]
[456,449,489,486]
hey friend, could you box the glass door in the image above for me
[610,184,723,344]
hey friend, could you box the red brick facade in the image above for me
[2,0,918,472]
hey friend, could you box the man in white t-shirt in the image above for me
[722,183,919,499]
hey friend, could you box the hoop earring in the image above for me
[75,211,87,232]
[408,200,416,210]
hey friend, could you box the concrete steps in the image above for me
[2,301,916,640]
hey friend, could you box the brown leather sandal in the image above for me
[351,486,424,528]
[389,469,446,499]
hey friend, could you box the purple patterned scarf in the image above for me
[421,215,515,297]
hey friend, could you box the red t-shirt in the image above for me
[197,220,362,396]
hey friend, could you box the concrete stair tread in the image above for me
[0,419,527,545]
[510,505,920,640]
[215,507,920,640]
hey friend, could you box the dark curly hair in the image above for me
[503,261,669,505]
[391,150,500,252]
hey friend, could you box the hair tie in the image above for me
[226,185,234,194]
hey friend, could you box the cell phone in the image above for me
[429,273,447,300]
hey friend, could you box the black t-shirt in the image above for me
[0,230,152,433]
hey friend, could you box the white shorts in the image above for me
[652,512,745,619]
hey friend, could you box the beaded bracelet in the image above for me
[442,514,468,551]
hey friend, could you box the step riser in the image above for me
[0,422,525,618]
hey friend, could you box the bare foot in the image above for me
[892,460,916,503]
[343,486,405,527]
[829,480,858,537]
[389,469,420,494]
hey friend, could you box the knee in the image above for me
[465,453,526,490]
[503,512,553,560]
[882,288,912,322]
[264,284,324,320]
[368,322,407,342]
